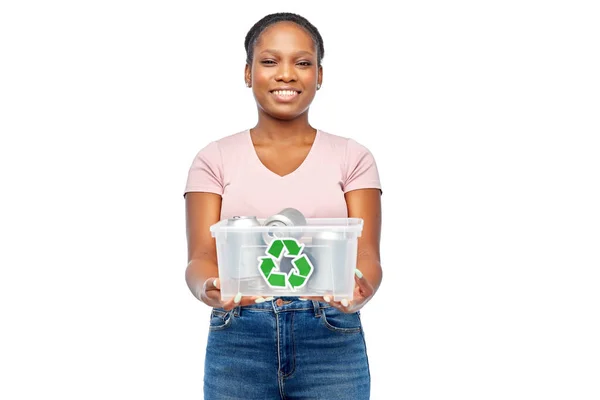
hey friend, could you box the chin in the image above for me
[269,106,310,120]
[258,106,304,121]
[270,111,302,121]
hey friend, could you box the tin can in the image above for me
[226,216,264,279]
[262,208,307,245]
[307,231,348,292]
[227,215,261,228]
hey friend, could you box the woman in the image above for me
[184,12,382,399]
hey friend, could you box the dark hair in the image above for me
[244,12,325,66]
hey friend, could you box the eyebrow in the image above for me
[259,49,315,57]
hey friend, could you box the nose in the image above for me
[275,61,297,82]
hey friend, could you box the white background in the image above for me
[1,1,599,399]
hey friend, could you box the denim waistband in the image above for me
[226,297,331,317]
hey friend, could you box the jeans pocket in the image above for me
[321,307,362,334]
[208,308,233,331]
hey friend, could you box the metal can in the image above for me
[226,216,264,279]
[262,208,307,245]
[227,215,261,227]
[307,231,349,292]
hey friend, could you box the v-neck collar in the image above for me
[246,128,321,179]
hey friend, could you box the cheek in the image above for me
[251,66,272,84]
[305,69,318,80]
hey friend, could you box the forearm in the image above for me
[185,257,219,303]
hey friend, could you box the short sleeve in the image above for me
[183,141,224,198]
[342,139,382,194]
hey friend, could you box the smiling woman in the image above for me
[183,12,382,400]
[245,19,322,121]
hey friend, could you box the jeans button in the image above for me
[276,299,283,306]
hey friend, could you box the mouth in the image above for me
[270,89,301,102]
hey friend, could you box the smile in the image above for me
[270,90,300,102]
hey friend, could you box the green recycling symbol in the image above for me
[257,238,314,289]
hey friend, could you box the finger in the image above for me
[354,269,374,295]
[298,295,335,305]
[200,278,222,307]
[203,288,221,302]
[203,277,220,293]
[322,295,346,306]
[223,294,275,309]
[201,292,222,308]
[302,294,354,313]
[328,298,352,313]
[320,294,347,312]
[302,295,326,302]
[244,296,274,305]
[221,292,242,311]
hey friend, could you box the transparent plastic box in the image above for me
[210,218,363,301]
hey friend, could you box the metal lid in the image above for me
[227,216,260,227]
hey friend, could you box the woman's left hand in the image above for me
[308,269,375,313]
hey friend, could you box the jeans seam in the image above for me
[360,330,372,386]
[278,375,286,400]
[277,313,285,399]
[321,311,362,334]
[281,312,296,379]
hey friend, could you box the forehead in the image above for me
[255,21,316,53]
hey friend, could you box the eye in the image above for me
[297,61,312,66]
[261,60,276,65]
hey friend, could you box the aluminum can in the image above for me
[262,208,307,245]
[226,216,264,279]
[264,208,306,227]
[227,215,261,228]
[307,231,348,292]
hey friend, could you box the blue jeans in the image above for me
[204,297,371,399]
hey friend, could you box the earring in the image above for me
[246,81,251,87]
[317,83,321,90]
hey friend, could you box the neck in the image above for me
[252,112,315,141]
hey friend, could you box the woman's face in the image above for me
[246,21,322,121]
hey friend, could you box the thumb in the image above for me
[354,269,373,293]
[203,277,220,293]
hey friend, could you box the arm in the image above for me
[345,188,382,294]
[184,192,262,309]
[320,187,382,311]
[184,192,222,303]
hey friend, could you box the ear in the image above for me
[244,63,252,87]
[318,65,323,88]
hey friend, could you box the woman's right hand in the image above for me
[200,277,269,310]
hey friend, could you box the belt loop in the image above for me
[311,300,321,317]
[233,305,241,317]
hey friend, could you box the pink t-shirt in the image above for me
[183,129,381,220]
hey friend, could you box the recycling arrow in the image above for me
[288,256,313,288]
[258,238,314,290]
[258,257,287,287]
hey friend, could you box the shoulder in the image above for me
[317,129,349,148]
[213,129,249,151]
[317,129,375,158]
[320,130,381,192]
[197,129,248,152]
[192,129,248,158]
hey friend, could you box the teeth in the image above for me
[273,90,297,96]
